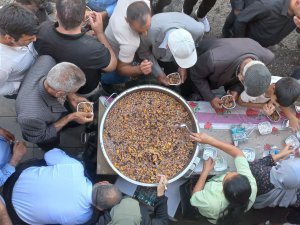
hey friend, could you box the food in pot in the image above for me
[77,102,93,113]
[268,110,280,122]
[221,95,235,109]
[103,90,195,183]
[167,72,181,85]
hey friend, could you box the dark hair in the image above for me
[217,174,251,225]
[15,0,47,8]
[0,3,38,41]
[56,0,85,30]
[275,77,300,107]
[126,1,151,26]
[92,184,122,210]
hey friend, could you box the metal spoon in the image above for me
[176,123,192,133]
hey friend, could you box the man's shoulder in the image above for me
[38,21,55,34]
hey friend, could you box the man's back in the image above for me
[34,21,111,94]
[16,55,67,145]
[234,0,296,47]
[12,149,93,225]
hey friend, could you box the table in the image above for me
[96,97,298,217]
[97,99,296,175]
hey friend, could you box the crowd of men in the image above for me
[1,0,300,224]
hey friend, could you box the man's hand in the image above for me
[289,116,300,131]
[10,141,27,167]
[211,97,223,109]
[294,16,300,28]
[190,132,213,144]
[139,60,152,75]
[89,11,104,35]
[157,174,168,197]
[157,74,169,86]
[203,157,215,173]
[262,102,275,116]
[71,112,94,124]
[178,67,187,83]
[0,128,15,142]
[67,93,90,110]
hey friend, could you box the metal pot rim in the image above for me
[99,85,200,187]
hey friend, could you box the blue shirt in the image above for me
[87,0,118,17]
[12,148,93,225]
[0,136,14,187]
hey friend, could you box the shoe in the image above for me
[194,9,210,32]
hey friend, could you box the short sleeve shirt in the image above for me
[34,22,111,94]
[190,156,257,224]
[105,0,150,63]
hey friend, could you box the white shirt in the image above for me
[240,75,282,103]
[0,42,37,95]
[12,149,93,225]
[105,0,150,63]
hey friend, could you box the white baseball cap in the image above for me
[167,28,197,68]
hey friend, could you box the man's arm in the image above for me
[137,37,164,78]
[233,1,271,37]
[0,198,12,225]
[18,113,93,144]
[116,59,152,77]
[0,70,20,96]
[0,142,27,186]
[90,11,117,72]
[189,51,216,102]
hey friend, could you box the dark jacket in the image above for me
[95,196,169,225]
[190,38,274,102]
[233,0,296,47]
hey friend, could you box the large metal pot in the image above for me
[99,85,200,186]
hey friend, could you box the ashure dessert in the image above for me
[221,95,235,109]
[167,72,181,85]
[268,110,280,122]
[77,102,93,113]
[103,90,195,183]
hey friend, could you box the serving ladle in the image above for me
[176,123,192,133]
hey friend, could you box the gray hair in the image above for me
[46,62,86,92]
[92,184,122,210]
[126,1,151,26]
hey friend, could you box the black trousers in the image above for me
[183,0,217,18]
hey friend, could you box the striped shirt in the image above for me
[16,55,68,145]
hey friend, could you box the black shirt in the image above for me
[34,22,111,94]
[233,0,296,47]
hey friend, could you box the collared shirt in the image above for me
[0,136,14,187]
[234,0,296,47]
[0,42,37,96]
[12,148,93,225]
[190,157,257,224]
[16,55,68,145]
[87,0,118,17]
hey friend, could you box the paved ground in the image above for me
[0,0,299,224]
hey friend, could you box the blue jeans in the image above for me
[101,71,130,85]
